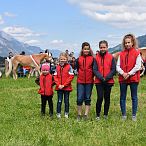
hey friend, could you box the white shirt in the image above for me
[116,54,142,76]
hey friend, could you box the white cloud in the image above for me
[0,15,4,24]
[2,26,43,43]
[24,40,40,45]
[50,39,63,44]
[4,12,16,17]
[67,0,146,28]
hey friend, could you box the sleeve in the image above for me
[105,58,116,81]
[93,58,105,81]
[63,65,74,87]
[53,69,60,86]
[76,58,79,72]
[116,56,124,75]
[128,54,142,75]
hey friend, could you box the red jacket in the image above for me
[38,73,53,96]
[54,64,74,91]
[119,48,140,83]
[94,52,114,84]
[77,55,94,84]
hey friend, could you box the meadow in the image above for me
[0,76,146,146]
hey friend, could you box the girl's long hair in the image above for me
[79,42,93,56]
[122,34,138,50]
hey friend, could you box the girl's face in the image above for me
[59,56,67,66]
[124,38,133,49]
[99,43,108,52]
[83,46,90,56]
[42,70,49,75]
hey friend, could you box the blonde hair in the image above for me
[59,52,68,60]
[122,34,138,50]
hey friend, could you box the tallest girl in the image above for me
[116,34,141,121]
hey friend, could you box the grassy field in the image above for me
[0,76,146,146]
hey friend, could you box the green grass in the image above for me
[0,76,146,146]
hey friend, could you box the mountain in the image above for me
[0,31,43,57]
[109,34,146,53]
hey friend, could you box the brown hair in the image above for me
[79,42,93,56]
[122,34,138,50]
[99,40,108,48]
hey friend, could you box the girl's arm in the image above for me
[93,58,105,81]
[128,54,141,75]
[105,57,116,81]
[116,56,124,75]
[53,71,60,86]
[63,65,74,87]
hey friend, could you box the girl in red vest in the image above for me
[54,53,74,119]
[93,40,116,120]
[36,64,54,117]
[76,42,94,120]
[116,34,141,121]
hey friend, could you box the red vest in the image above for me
[119,48,140,83]
[77,55,94,83]
[54,64,74,91]
[94,52,114,84]
[38,73,53,96]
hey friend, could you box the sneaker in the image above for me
[104,115,108,120]
[132,116,137,121]
[122,115,127,121]
[64,113,69,118]
[96,116,100,120]
[77,115,82,121]
[57,113,61,119]
[83,115,88,121]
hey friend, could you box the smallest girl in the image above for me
[36,63,54,117]
[54,52,74,118]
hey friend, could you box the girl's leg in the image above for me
[64,91,70,115]
[84,84,93,117]
[48,96,53,116]
[130,83,138,117]
[57,90,63,115]
[96,84,104,117]
[77,84,84,116]
[41,95,47,115]
[120,83,128,116]
[103,85,112,117]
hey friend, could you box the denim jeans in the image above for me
[120,83,138,116]
[57,90,70,114]
[77,83,93,105]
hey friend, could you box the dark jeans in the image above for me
[96,84,113,117]
[120,83,138,116]
[77,83,93,106]
[57,90,70,114]
[41,95,53,115]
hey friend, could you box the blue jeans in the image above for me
[77,83,93,105]
[57,90,70,114]
[120,83,138,116]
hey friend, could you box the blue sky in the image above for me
[0,0,146,53]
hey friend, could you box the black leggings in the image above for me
[96,84,112,116]
[41,95,53,115]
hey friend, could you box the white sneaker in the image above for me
[122,115,127,121]
[96,116,100,120]
[132,116,137,121]
[64,113,69,118]
[57,113,61,118]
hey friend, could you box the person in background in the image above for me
[35,64,54,117]
[54,52,74,119]
[93,40,116,120]
[76,42,94,120]
[116,34,141,121]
